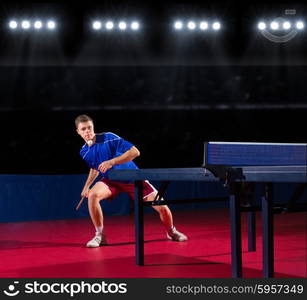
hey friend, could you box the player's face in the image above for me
[76,121,95,142]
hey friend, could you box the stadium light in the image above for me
[105,21,114,30]
[47,20,56,30]
[187,21,196,30]
[118,21,127,30]
[92,21,102,30]
[258,22,266,30]
[270,21,279,30]
[296,21,304,30]
[282,21,291,30]
[34,20,43,30]
[257,17,305,43]
[21,20,31,30]
[7,18,58,32]
[131,21,139,30]
[199,21,208,30]
[212,22,221,30]
[174,21,183,30]
[9,20,18,29]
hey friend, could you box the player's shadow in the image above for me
[0,238,169,249]
[108,238,167,247]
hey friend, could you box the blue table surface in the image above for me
[108,166,307,183]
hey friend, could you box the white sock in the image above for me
[95,226,103,234]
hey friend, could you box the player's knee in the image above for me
[88,190,101,201]
[88,190,111,202]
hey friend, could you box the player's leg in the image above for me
[144,191,173,228]
[143,185,188,242]
[88,181,112,227]
[86,181,113,247]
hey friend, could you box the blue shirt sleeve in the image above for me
[106,132,134,157]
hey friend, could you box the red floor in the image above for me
[0,209,306,278]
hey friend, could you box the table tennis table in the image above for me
[108,142,307,278]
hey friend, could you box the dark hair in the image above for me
[75,114,93,128]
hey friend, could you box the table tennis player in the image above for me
[75,114,187,247]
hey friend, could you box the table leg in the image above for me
[248,211,256,252]
[262,183,274,278]
[135,180,144,265]
[229,193,242,278]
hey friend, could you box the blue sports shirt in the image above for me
[80,132,138,177]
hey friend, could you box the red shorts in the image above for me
[101,178,156,200]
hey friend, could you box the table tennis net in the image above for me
[204,142,307,166]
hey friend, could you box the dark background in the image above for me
[0,1,306,174]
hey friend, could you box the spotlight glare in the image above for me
[34,20,43,29]
[93,21,102,30]
[21,20,31,30]
[187,21,196,30]
[47,20,56,30]
[258,22,266,30]
[282,21,291,30]
[296,21,304,30]
[118,21,127,30]
[199,21,208,30]
[105,21,114,30]
[212,22,221,30]
[270,21,279,30]
[9,20,18,29]
[174,20,183,30]
[131,21,139,30]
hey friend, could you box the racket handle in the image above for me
[76,196,85,210]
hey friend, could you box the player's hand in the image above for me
[98,160,114,173]
[81,187,90,198]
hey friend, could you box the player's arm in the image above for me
[81,168,99,197]
[98,146,140,173]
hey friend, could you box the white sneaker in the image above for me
[86,232,107,248]
[166,226,188,242]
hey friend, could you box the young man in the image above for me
[75,114,187,247]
